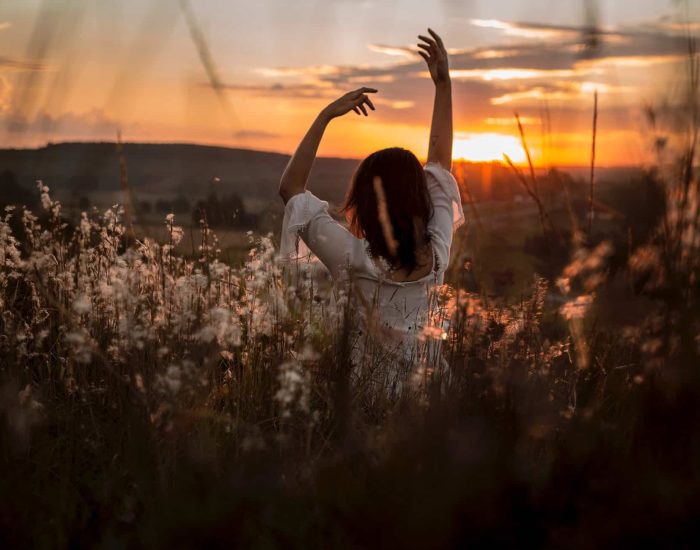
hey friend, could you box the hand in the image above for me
[417,28,450,85]
[321,87,377,120]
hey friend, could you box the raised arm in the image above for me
[278,87,377,204]
[417,28,452,171]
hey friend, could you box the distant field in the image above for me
[0,142,656,296]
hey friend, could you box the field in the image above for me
[1,127,699,548]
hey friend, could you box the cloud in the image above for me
[373,98,415,110]
[638,17,700,34]
[468,17,695,44]
[202,81,339,99]
[2,109,122,137]
[490,81,636,106]
[214,17,694,135]
[252,19,690,92]
[450,68,581,81]
[346,74,396,84]
[256,65,342,78]
[657,21,700,32]
[471,48,529,60]
[469,19,586,40]
[0,56,46,72]
[0,76,10,113]
[368,44,415,58]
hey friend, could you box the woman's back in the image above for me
[279,163,464,364]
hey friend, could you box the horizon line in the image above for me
[0,139,645,170]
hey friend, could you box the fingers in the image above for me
[340,89,377,117]
[418,34,437,49]
[427,28,445,50]
[417,50,430,64]
[354,94,375,116]
[417,43,432,54]
[349,87,378,98]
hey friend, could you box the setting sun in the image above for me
[453,133,527,163]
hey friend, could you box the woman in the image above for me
[278,29,464,389]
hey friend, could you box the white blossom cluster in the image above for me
[0,184,347,404]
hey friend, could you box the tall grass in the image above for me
[1,145,698,546]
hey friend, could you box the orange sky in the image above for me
[0,1,698,167]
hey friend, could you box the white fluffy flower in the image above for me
[73,294,92,315]
[274,360,310,417]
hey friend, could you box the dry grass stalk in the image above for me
[588,90,598,237]
[115,131,136,241]
[506,114,566,253]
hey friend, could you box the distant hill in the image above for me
[0,142,361,206]
[0,142,644,211]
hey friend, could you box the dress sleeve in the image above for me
[278,190,364,279]
[424,162,465,273]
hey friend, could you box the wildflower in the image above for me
[274,360,310,418]
[556,276,571,294]
[629,245,661,272]
[420,325,444,341]
[39,183,52,211]
[196,307,242,347]
[161,365,182,394]
[559,295,594,320]
[73,294,92,315]
[297,344,320,362]
[134,374,146,393]
[64,330,92,364]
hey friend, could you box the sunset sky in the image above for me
[0,0,698,166]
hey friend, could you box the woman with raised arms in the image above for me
[278,29,464,391]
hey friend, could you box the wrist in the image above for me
[317,109,334,124]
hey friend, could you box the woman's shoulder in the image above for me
[423,161,455,180]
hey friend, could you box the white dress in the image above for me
[279,162,465,384]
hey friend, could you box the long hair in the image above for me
[341,147,433,273]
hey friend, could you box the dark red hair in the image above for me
[341,147,433,273]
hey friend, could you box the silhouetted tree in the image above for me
[155,199,171,213]
[172,195,191,213]
[0,169,37,209]
[192,192,255,228]
[137,200,152,215]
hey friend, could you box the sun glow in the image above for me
[453,133,527,163]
